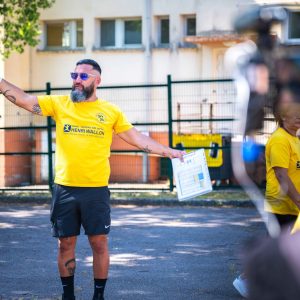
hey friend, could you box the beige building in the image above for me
[1,0,300,186]
[4,0,246,89]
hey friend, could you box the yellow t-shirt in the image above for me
[38,95,133,187]
[265,127,300,215]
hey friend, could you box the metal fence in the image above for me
[0,76,277,191]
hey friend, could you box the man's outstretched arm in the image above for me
[118,127,185,160]
[0,78,41,115]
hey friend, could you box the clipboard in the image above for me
[172,149,213,201]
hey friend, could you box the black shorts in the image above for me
[50,184,111,238]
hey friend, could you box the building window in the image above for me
[76,20,83,47]
[186,17,196,36]
[45,20,83,49]
[101,20,115,46]
[287,11,300,40]
[160,18,169,44]
[99,18,142,48]
[124,20,142,45]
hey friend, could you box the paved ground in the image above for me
[0,203,266,300]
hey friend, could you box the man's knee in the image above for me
[89,235,108,255]
[59,237,76,253]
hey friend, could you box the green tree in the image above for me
[0,0,55,58]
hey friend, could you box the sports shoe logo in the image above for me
[64,124,72,132]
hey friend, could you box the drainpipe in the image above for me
[142,0,152,183]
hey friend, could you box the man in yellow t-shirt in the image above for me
[0,59,185,300]
[265,103,300,231]
[37,94,133,187]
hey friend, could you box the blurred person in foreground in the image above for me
[229,4,300,298]
[242,86,300,300]
[245,230,300,300]
[233,84,300,298]
[0,59,185,300]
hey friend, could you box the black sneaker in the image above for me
[62,294,75,300]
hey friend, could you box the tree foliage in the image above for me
[0,0,55,58]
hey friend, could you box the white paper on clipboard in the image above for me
[172,149,212,201]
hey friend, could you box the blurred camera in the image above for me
[234,6,300,134]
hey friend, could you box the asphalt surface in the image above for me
[0,203,266,300]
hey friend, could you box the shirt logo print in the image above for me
[64,124,71,132]
[297,161,300,169]
[96,113,106,123]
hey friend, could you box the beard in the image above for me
[70,82,94,102]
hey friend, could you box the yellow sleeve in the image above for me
[37,95,56,117]
[113,109,133,134]
[269,141,290,169]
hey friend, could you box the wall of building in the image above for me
[4,0,248,90]
[3,129,32,186]
[3,0,294,88]
[4,0,278,93]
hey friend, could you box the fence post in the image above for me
[167,74,174,191]
[46,82,54,191]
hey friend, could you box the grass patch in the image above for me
[110,189,252,201]
[0,188,257,203]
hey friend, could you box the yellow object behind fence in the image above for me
[173,134,223,167]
